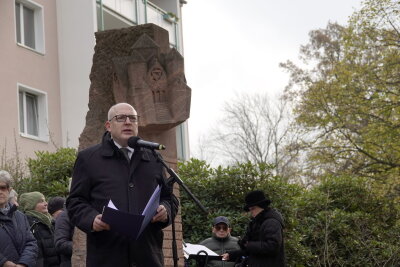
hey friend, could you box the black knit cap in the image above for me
[47,196,65,215]
[243,190,271,211]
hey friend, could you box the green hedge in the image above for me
[14,147,76,198]
[8,150,400,266]
[178,159,400,266]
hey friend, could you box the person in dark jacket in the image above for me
[47,197,65,220]
[200,216,240,267]
[54,210,74,267]
[222,190,285,267]
[0,170,38,267]
[66,102,179,267]
[48,196,73,267]
[19,192,61,267]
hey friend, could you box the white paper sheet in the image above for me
[183,242,219,259]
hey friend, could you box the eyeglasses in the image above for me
[214,225,228,231]
[109,114,139,123]
[0,185,9,191]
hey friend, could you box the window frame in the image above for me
[18,83,49,142]
[14,0,45,54]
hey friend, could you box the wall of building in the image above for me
[56,0,97,149]
[0,0,62,160]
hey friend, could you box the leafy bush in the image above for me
[299,175,400,266]
[178,158,312,266]
[178,159,400,266]
[15,148,76,198]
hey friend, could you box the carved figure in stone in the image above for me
[112,34,191,132]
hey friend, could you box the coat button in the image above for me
[129,183,134,188]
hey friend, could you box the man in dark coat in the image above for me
[67,103,178,267]
[0,170,38,267]
[222,190,285,267]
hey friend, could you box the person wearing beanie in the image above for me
[47,196,65,219]
[199,216,240,267]
[0,170,38,267]
[222,190,285,267]
[20,192,61,267]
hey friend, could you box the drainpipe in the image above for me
[143,0,148,23]
[174,21,179,51]
[97,0,104,30]
[134,0,139,24]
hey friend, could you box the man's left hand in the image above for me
[152,204,168,223]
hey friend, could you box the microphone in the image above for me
[128,136,166,150]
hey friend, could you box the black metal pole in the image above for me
[170,196,179,267]
[152,150,208,267]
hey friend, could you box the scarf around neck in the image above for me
[0,203,10,215]
[25,210,53,228]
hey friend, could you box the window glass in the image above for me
[19,91,24,133]
[26,93,39,136]
[15,0,43,52]
[15,3,21,43]
[18,85,47,141]
[23,5,35,49]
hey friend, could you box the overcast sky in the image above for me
[181,0,362,157]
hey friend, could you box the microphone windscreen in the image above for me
[127,136,141,148]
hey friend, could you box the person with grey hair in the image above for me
[0,170,38,267]
[9,188,19,207]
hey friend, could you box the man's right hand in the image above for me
[92,214,110,232]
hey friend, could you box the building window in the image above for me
[15,0,44,53]
[18,84,48,141]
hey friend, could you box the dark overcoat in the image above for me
[54,210,74,267]
[26,215,60,267]
[229,208,285,267]
[0,204,38,267]
[66,132,178,267]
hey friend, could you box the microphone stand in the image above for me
[152,150,208,267]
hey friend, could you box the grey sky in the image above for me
[182,0,362,156]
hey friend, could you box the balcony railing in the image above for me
[97,0,178,50]
[147,2,178,49]
[102,0,137,22]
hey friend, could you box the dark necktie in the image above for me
[120,147,130,162]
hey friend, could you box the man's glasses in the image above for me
[0,185,9,191]
[109,114,139,123]
[214,225,228,231]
